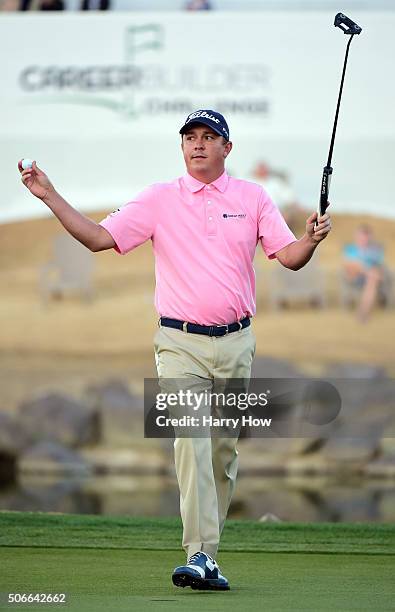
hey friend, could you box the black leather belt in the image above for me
[159,316,250,337]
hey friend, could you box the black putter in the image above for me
[318,13,362,220]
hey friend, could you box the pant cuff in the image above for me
[186,543,219,560]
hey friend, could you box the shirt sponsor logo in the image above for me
[223,213,246,219]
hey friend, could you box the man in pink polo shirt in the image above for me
[19,109,331,591]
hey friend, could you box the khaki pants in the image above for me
[154,323,256,559]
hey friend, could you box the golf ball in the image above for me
[22,158,33,170]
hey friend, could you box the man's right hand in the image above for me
[18,160,54,200]
[17,159,116,252]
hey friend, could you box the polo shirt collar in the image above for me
[183,171,229,193]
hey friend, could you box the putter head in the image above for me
[334,13,362,35]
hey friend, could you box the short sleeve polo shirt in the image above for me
[99,171,296,325]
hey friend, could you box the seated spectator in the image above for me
[40,0,64,8]
[1,0,19,10]
[80,0,110,9]
[251,160,303,233]
[19,0,64,8]
[185,0,212,10]
[343,225,385,322]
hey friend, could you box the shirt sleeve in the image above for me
[343,243,357,260]
[369,243,384,267]
[258,187,297,259]
[99,185,157,255]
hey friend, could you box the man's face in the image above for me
[355,228,371,249]
[181,124,232,178]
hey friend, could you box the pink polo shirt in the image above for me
[99,171,296,325]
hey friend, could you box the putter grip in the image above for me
[319,165,332,217]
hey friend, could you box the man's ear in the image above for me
[224,141,233,157]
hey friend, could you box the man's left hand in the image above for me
[306,210,332,244]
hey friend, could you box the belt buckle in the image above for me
[214,324,229,336]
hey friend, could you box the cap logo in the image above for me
[186,110,220,125]
[180,109,229,140]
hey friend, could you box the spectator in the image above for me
[19,0,64,8]
[80,0,110,9]
[343,224,385,322]
[1,0,18,9]
[19,0,32,9]
[251,160,302,232]
[185,0,212,10]
[40,0,64,8]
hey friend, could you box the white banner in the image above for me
[0,11,394,222]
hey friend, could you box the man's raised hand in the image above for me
[306,209,332,244]
[18,160,54,200]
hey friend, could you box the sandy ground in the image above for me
[1,210,394,411]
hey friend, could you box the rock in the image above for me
[0,411,31,455]
[228,498,249,518]
[362,378,395,407]
[80,445,168,475]
[363,456,395,478]
[259,513,282,522]
[18,440,91,476]
[234,481,322,522]
[377,490,395,521]
[317,484,381,522]
[320,436,379,469]
[0,411,31,485]
[251,357,303,379]
[17,393,99,448]
[328,378,394,423]
[247,378,340,445]
[237,439,287,474]
[84,379,144,446]
[349,403,395,441]
[380,437,395,457]
[0,451,17,485]
[285,453,328,475]
[6,476,100,514]
[82,474,178,516]
[238,438,322,472]
[325,363,387,379]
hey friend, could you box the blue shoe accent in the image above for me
[172,552,230,591]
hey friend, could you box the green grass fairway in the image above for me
[1,512,394,611]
